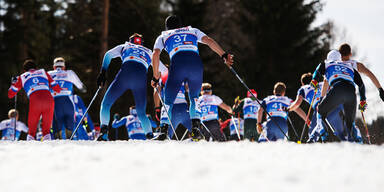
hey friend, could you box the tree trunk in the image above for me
[100,0,110,61]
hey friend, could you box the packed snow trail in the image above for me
[0,141,383,192]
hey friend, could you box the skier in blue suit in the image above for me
[151,15,234,141]
[97,33,154,141]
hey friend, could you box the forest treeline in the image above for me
[3,0,381,142]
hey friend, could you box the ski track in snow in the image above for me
[0,140,383,192]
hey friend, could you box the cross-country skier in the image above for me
[233,89,260,141]
[0,109,28,141]
[96,33,154,141]
[71,94,95,140]
[112,106,146,140]
[309,50,366,142]
[339,44,384,101]
[286,73,325,141]
[257,82,306,142]
[312,49,368,141]
[154,69,192,140]
[197,83,233,141]
[48,57,86,139]
[8,59,61,141]
[151,15,234,141]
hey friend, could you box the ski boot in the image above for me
[97,125,109,141]
[146,132,154,140]
[155,124,169,141]
[191,119,203,141]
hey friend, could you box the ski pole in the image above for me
[70,87,102,140]
[227,66,290,141]
[13,94,17,141]
[154,87,179,141]
[180,129,189,140]
[231,116,241,140]
[287,116,299,139]
[322,117,341,142]
[360,110,371,144]
[299,89,318,143]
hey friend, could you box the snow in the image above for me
[0,140,383,192]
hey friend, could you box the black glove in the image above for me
[379,88,384,102]
[113,113,120,120]
[152,76,160,88]
[97,69,107,87]
[11,76,18,84]
[155,107,161,122]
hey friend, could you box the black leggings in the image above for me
[318,80,356,133]
[200,120,226,141]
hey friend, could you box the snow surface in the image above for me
[0,140,383,192]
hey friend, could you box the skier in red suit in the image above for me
[8,59,61,141]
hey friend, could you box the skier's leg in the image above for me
[27,94,41,139]
[208,120,226,141]
[164,63,184,120]
[99,70,127,127]
[40,91,55,138]
[132,87,152,135]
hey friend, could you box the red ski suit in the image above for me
[8,69,61,137]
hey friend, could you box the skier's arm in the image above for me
[8,76,22,99]
[101,45,123,71]
[320,80,329,97]
[354,69,366,101]
[357,62,382,89]
[46,72,61,93]
[219,103,233,114]
[68,70,86,92]
[288,95,303,112]
[152,36,164,81]
[152,49,161,81]
[257,106,264,124]
[112,118,127,129]
[201,36,233,66]
[293,107,307,121]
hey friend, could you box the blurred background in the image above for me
[0,0,383,142]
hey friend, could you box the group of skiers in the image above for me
[5,57,96,141]
[4,15,384,143]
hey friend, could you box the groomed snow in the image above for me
[0,140,383,192]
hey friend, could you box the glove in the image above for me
[113,113,120,120]
[151,76,160,88]
[379,88,384,102]
[11,76,18,84]
[310,79,319,90]
[52,84,62,93]
[257,123,263,133]
[221,52,234,66]
[155,107,161,122]
[359,100,367,112]
[97,69,107,87]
